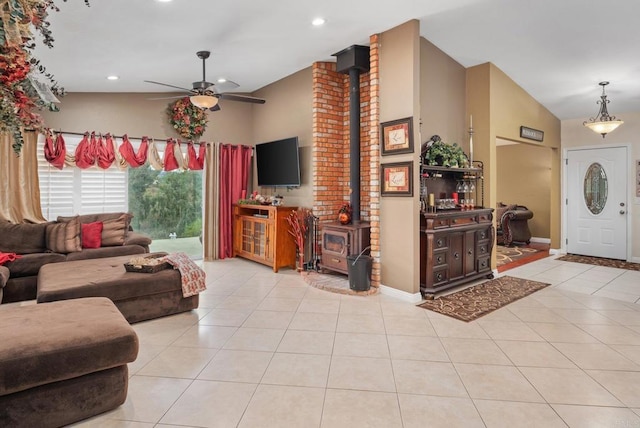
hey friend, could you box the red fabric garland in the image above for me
[118,134,149,167]
[44,131,66,170]
[163,138,180,171]
[187,142,206,170]
[75,132,97,169]
[97,134,115,169]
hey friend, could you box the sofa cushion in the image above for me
[2,252,67,278]
[82,221,103,249]
[46,216,82,253]
[58,212,133,230]
[101,214,130,246]
[0,221,49,254]
[0,297,139,396]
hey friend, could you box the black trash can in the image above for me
[347,252,372,292]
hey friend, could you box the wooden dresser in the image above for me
[232,204,297,272]
[420,208,494,299]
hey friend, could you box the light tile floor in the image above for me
[71,254,640,427]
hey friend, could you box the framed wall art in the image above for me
[381,117,414,155]
[381,161,413,196]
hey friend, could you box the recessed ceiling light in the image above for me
[156,0,172,2]
[312,17,326,26]
[106,75,119,80]
[217,78,227,83]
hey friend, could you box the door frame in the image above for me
[562,143,633,261]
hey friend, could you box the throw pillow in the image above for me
[101,213,130,246]
[81,221,103,249]
[46,216,82,253]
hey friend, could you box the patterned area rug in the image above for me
[497,245,542,267]
[301,271,379,296]
[557,254,640,271]
[417,276,550,322]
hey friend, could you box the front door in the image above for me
[567,147,627,260]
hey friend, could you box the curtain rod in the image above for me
[49,130,212,144]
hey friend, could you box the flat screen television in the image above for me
[255,137,301,187]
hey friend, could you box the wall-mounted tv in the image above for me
[255,137,301,187]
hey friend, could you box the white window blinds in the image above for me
[37,133,129,221]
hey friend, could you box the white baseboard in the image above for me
[549,248,563,255]
[530,237,551,244]
[378,284,423,303]
[631,256,640,263]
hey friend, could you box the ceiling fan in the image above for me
[145,50,265,111]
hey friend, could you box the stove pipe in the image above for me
[332,45,370,222]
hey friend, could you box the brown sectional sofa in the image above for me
[0,212,152,303]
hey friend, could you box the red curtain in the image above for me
[187,142,206,170]
[218,144,252,259]
[75,132,97,169]
[97,134,115,169]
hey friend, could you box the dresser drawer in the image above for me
[478,212,493,223]
[476,242,490,257]
[433,235,448,249]
[433,251,447,266]
[433,268,448,285]
[476,227,492,241]
[477,256,490,272]
[450,215,476,226]
[433,218,449,228]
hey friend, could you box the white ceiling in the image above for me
[33,0,640,120]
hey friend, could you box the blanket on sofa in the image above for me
[162,252,206,297]
[0,252,21,265]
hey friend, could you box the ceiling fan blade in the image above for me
[210,104,221,112]
[148,95,190,100]
[215,79,240,92]
[217,93,266,104]
[144,80,195,93]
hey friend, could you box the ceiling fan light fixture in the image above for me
[190,94,218,109]
[583,81,624,138]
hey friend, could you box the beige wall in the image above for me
[467,63,561,262]
[41,92,254,143]
[497,143,551,239]
[420,38,466,151]
[251,68,313,209]
[562,111,640,261]
[379,20,421,294]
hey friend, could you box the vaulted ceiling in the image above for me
[33,0,640,121]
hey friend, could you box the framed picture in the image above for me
[381,161,413,196]
[381,117,414,155]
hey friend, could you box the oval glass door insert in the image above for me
[584,162,608,215]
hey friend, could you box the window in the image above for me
[38,134,128,220]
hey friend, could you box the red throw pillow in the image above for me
[82,221,103,249]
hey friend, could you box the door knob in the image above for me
[620,210,626,215]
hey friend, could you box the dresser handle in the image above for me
[436,239,443,247]
[436,273,443,281]
[332,258,340,263]
[452,219,457,224]
[436,256,442,263]
[454,252,460,260]
[468,249,473,255]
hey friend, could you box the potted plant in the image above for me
[422,136,469,168]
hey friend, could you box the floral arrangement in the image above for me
[167,97,208,141]
[0,0,90,154]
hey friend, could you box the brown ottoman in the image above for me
[37,253,199,323]
[0,297,138,428]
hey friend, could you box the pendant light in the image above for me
[583,81,623,138]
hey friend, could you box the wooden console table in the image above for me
[232,204,297,272]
